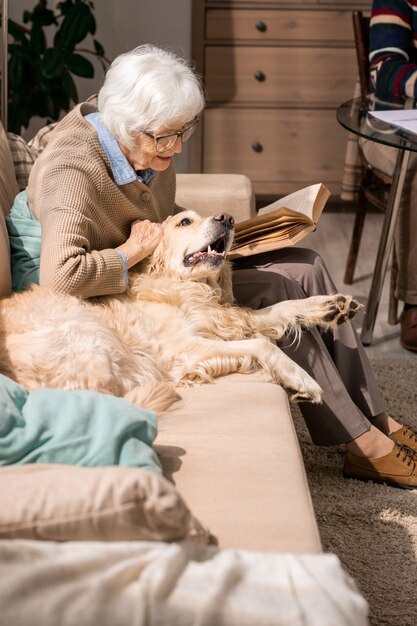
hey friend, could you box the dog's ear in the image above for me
[145,241,166,276]
[217,261,234,305]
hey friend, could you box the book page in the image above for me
[235,209,311,238]
[369,109,417,135]
[229,223,316,258]
[230,183,329,259]
[257,183,330,223]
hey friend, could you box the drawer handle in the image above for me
[254,70,266,82]
[255,21,267,33]
[251,142,263,153]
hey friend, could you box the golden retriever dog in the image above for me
[0,210,362,413]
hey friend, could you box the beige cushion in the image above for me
[0,464,209,543]
[0,122,19,297]
[176,173,256,222]
[0,123,19,215]
[156,373,322,554]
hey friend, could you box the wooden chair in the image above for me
[344,10,399,325]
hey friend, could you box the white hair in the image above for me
[97,44,205,148]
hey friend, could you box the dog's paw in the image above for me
[284,378,323,405]
[319,294,364,327]
[124,382,180,413]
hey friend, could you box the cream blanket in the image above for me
[0,540,368,626]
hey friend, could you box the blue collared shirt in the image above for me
[85,112,157,185]
[85,112,157,281]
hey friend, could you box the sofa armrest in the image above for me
[176,173,256,223]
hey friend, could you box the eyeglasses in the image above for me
[142,117,199,153]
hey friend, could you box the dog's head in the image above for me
[142,210,235,303]
[147,210,235,279]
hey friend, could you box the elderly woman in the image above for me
[25,45,203,299]
[16,44,417,488]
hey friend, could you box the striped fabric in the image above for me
[7,123,57,191]
[7,133,38,192]
[370,0,417,97]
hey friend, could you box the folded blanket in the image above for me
[5,190,40,292]
[0,540,369,626]
[0,373,161,473]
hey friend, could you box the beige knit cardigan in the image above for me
[26,101,177,299]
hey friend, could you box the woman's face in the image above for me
[119,121,187,172]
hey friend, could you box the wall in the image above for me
[9,0,193,170]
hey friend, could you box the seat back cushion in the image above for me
[7,123,56,192]
[0,464,209,543]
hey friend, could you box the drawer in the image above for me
[205,46,357,106]
[206,9,354,43]
[319,1,370,4]
[206,0,368,4]
[202,108,349,195]
[207,1,316,5]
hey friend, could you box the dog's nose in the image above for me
[214,213,235,227]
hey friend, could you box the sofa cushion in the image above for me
[0,464,209,543]
[0,123,19,215]
[176,173,256,222]
[155,373,322,553]
[0,122,19,297]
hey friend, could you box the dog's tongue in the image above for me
[189,245,224,261]
[189,251,207,262]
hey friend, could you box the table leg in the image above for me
[360,147,410,346]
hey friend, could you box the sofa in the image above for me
[0,120,368,625]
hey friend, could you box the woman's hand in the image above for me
[116,219,163,267]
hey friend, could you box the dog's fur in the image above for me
[0,210,362,413]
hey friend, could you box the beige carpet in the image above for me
[292,357,417,626]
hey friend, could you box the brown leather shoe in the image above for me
[343,445,417,489]
[388,424,417,452]
[400,307,417,352]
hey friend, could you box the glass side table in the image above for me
[337,96,417,345]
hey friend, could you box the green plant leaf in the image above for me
[7,0,106,134]
[59,2,95,46]
[8,20,29,45]
[8,51,25,91]
[53,28,74,54]
[62,68,79,102]
[93,39,104,57]
[31,22,47,55]
[87,12,96,36]
[41,47,65,79]
[66,52,94,78]
[44,94,60,119]
[8,98,31,133]
[32,6,56,27]
[56,0,74,17]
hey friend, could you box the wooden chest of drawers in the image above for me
[191,0,370,198]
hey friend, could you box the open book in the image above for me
[228,183,330,259]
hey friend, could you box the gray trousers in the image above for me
[232,247,386,446]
